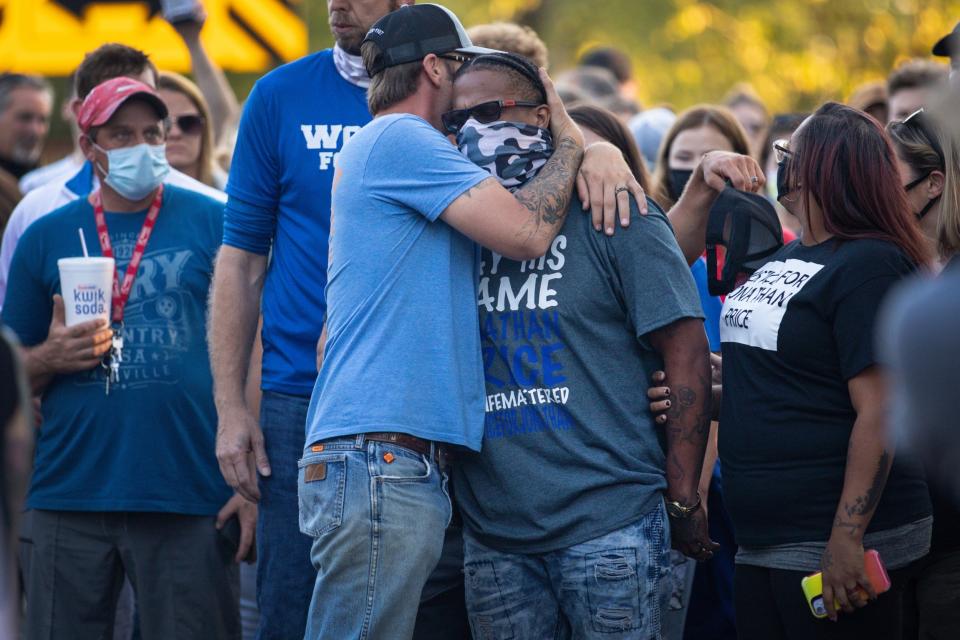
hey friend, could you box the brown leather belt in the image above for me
[363,432,453,468]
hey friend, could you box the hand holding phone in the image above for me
[161,0,203,24]
[801,550,890,618]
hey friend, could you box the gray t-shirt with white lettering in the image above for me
[453,199,704,554]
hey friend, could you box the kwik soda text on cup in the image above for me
[57,257,115,326]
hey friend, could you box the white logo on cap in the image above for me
[115,84,138,93]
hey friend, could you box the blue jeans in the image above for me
[256,392,316,640]
[298,435,452,640]
[463,503,671,640]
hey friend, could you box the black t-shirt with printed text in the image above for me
[719,238,931,547]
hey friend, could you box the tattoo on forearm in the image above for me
[515,136,582,230]
[833,517,862,536]
[665,369,712,442]
[844,449,891,518]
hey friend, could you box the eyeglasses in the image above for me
[168,114,205,136]
[772,139,793,164]
[441,99,542,134]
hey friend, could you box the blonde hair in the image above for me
[888,104,960,260]
[466,22,549,69]
[938,130,960,259]
[157,71,216,188]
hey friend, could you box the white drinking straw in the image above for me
[78,228,89,257]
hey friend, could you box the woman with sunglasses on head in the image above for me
[886,107,960,640]
[653,102,932,639]
[158,72,227,190]
[888,108,959,268]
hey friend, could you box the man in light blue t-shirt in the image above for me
[209,3,402,636]
[296,5,589,639]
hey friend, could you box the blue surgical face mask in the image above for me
[94,142,170,201]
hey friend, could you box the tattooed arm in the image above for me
[647,317,718,561]
[820,365,891,620]
[440,69,585,261]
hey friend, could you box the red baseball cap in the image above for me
[77,77,168,134]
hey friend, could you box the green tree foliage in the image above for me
[309,0,958,112]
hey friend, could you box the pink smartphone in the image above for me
[801,549,891,618]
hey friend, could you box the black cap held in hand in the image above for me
[705,186,784,296]
[362,4,501,77]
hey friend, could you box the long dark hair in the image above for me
[568,104,650,192]
[789,102,929,265]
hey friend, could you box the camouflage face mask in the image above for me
[456,118,554,192]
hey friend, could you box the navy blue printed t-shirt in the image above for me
[454,199,705,553]
[3,185,232,514]
[719,238,931,547]
[224,49,370,396]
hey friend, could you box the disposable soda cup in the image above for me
[57,257,114,327]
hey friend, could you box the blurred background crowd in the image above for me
[0,2,958,640]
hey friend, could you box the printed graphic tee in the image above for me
[454,199,705,553]
[304,115,490,451]
[224,49,371,396]
[3,185,232,514]
[718,238,930,546]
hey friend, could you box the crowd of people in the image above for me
[0,2,958,640]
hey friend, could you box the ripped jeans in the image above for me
[463,502,671,640]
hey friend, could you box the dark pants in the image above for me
[25,510,239,640]
[903,549,960,640]
[255,391,316,640]
[257,391,469,640]
[684,471,737,640]
[734,562,915,640]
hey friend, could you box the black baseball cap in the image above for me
[362,4,501,77]
[932,22,959,57]
[705,186,784,296]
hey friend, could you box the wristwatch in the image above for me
[665,493,701,520]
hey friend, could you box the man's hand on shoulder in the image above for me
[577,141,647,237]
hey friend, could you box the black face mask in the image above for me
[776,157,792,202]
[706,185,785,296]
[668,169,693,201]
[905,172,941,220]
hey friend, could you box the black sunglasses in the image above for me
[441,100,542,134]
[168,114,205,136]
[440,53,470,65]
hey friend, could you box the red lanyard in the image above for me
[92,185,164,324]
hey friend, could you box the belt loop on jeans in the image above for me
[354,434,365,449]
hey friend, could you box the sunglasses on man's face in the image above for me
[441,99,542,134]
[168,114,205,136]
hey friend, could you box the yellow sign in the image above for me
[0,0,307,75]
